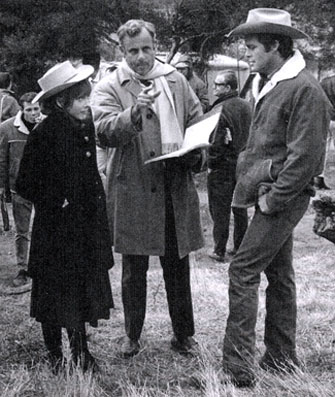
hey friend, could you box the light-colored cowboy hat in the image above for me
[175,62,189,69]
[173,54,193,69]
[32,60,94,103]
[228,8,308,39]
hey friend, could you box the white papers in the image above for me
[144,105,222,164]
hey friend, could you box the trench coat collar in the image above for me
[255,50,306,105]
[117,63,178,98]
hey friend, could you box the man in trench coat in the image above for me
[91,19,203,357]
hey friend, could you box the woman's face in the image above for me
[66,94,91,121]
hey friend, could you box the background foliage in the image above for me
[0,0,334,95]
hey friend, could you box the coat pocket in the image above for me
[233,158,274,208]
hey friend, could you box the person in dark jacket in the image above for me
[0,92,42,287]
[207,71,251,262]
[222,8,331,387]
[16,61,114,372]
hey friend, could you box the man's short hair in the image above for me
[19,92,38,107]
[218,71,238,90]
[0,72,12,89]
[255,33,294,59]
[117,19,155,46]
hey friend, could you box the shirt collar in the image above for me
[256,50,306,105]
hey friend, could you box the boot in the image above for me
[41,323,64,374]
[67,327,98,372]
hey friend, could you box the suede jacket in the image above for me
[233,50,332,212]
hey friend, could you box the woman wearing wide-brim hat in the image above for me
[16,60,114,372]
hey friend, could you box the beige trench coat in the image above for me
[91,67,204,258]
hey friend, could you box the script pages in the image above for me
[144,105,222,164]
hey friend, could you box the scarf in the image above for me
[120,59,184,155]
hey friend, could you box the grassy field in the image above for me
[0,168,334,396]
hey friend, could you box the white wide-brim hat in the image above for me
[33,60,94,103]
[228,8,308,39]
[175,62,189,68]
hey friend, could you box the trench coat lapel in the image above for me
[165,74,177,98]
[123,79,141,98]
[118,64,178,100]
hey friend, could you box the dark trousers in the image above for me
[12,192,33,267]
[207,169,248,256]
[41,322,88,360]
[222,192,310,376]
[121,191,195,341]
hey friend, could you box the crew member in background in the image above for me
[319,74,335,189]
[0,92,41,287]
[174,55,209,112]
[0,72,21,123]
[207,71,251,263]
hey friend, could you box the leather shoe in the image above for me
[171,336,198,354]
[208,252,226,262]
[259,352,300,373]
[230,375,255,388]
[121,337,140,358]
[47,352,65,375]
[222,362,255,388]
[12,269,29,287]
[77,351,99,372]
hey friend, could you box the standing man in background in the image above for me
[207,71,251,263]
[174,55,209,112]
[0,72,20,123]
[0,92,41,287]
[222,8,331,387]
[91,19,203,358]
[0,72,21,204]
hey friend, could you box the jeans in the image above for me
[222,192,310,377]
[208,168,248,256]
[12,192,33,267]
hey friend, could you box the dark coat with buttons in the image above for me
[92,67,204,259]
[16,110,114,328]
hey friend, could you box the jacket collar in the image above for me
[255,50,306,105]
[211,91,238,109]
[13,111,30,135]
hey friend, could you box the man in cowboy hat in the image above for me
[91,19,203,358]
[221,8,331,387]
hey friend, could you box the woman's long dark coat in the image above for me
[16,110,114,329]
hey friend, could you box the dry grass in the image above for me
[0,168,335,396]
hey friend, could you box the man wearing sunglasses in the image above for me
[207,71,251,263]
